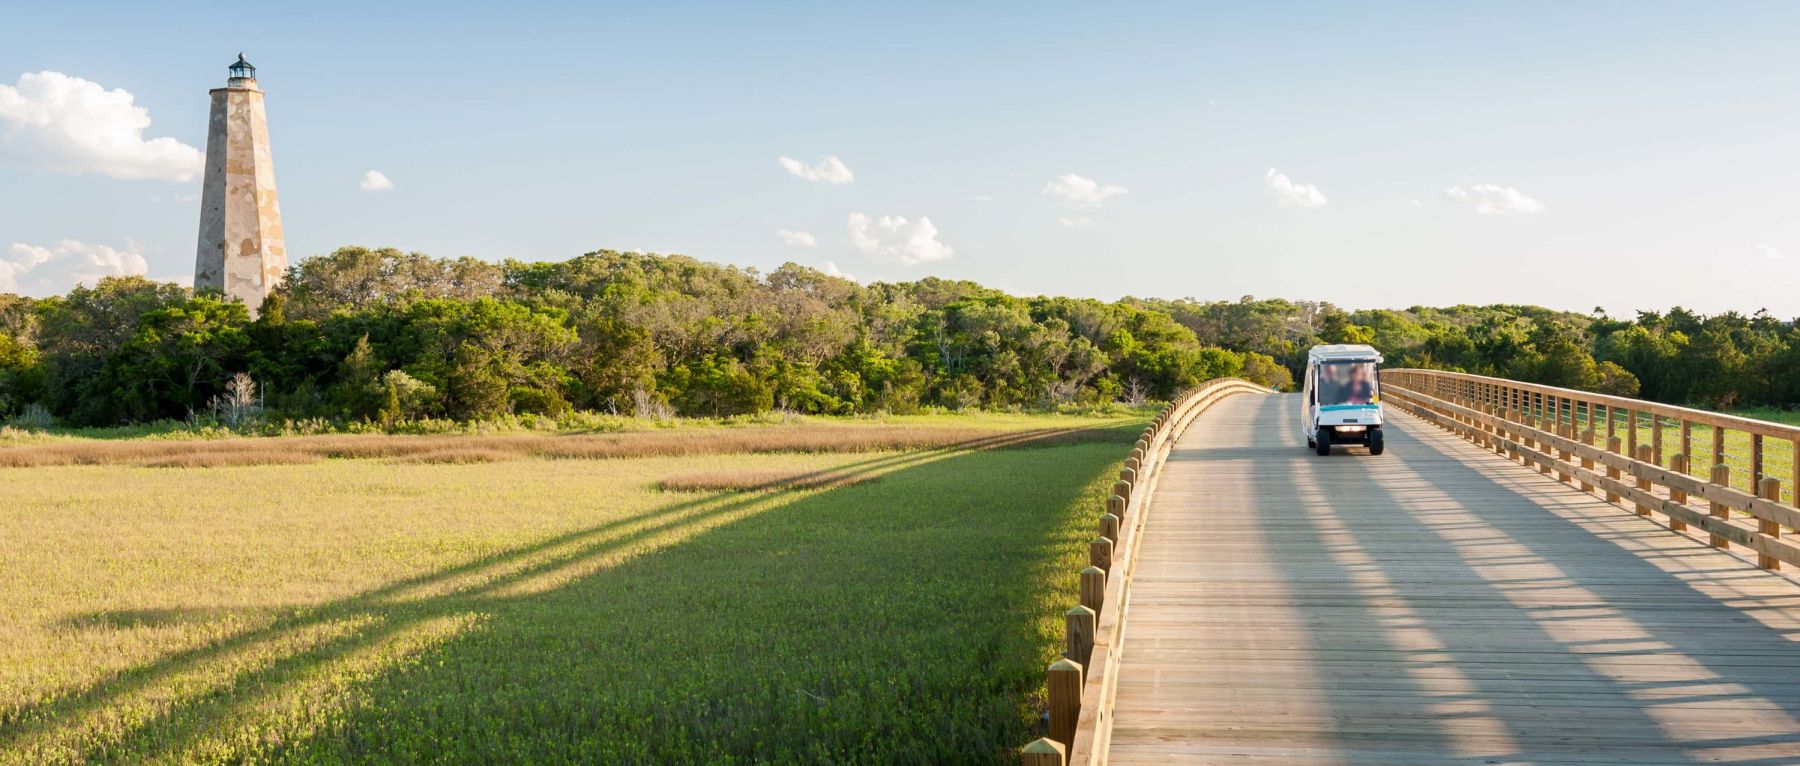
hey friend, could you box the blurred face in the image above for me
[1319,361,1376,404]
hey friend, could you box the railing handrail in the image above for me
[1382,376,1800,571]
[1385,368,1800,443]
[1022,377,1276,766]
[1386,367,1800,499]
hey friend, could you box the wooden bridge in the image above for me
[1024,371,1800,765]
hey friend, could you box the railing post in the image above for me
[1099,513,1120,543]
[1711,427,1726,479]
[1497,406,1511,455]
[1556,424,1573,483]
[1106,494,1124,519]
[1089,535,1113,572]
[1579,429,1596,493]
[1679,420,1693,471]
[1066,605,1096,671]
[1047,659,1082,748]
[1536,419,1553,475]
[1652,414,1664,467]
[1626,408,1637,457]
[1710,464,1731,549]
[1633,444,1654,517]
[1021,738,1066,766]
[1079,565,1105,613]
[1752,434,1766,489]
[1606,436,1623,504]
[1759,477,1782,570]
[1668,454,1689,531]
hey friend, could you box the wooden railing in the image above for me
[1385,369,1800,504]
[1020,377,1275,766]
[1384,369,1800,570]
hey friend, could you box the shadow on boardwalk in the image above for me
[1117,394,1800,765]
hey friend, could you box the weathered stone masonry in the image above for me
[194,54,286,317]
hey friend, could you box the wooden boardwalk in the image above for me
[1107,393,1800,765]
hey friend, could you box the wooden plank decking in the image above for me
[1107,393,1800,765]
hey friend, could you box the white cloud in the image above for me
[1042,174,1128,208]
[776,229,817,248]
[847,212,953,265]
[0,71,202,182]
[360,170,394,191]
[1441,184,1544,215]
[821,260,857,282]
[1264,168,1327,209]
[962,194,994,204]
[2,239,149,295]
[1754,243,1784,261]
[1409,198,1424,208]
[1057,216,1096,229]
[778,155,854,184]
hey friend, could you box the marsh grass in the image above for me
[391,447,514,465]
[0,421,1125,469]
[0,414,1139,764]
[655,467,878,492]
[138,452,321,469]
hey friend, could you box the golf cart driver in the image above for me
[1302,344,1385,456]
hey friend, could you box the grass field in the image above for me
[1730,407,1800,427]
[0,412,1142,764]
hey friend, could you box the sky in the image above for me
[1,1,1798,316]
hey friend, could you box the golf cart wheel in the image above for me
[1315,426,1332,456]
[1369,428,1385,456]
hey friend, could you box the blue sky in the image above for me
[2,2,1798,315]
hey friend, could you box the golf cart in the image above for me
[1302,344,1385,456]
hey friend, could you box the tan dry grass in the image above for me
[139,452,319,469]
[392,448,515,465]
[0,424,1119,469]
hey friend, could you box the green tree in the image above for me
[95,295,252,423]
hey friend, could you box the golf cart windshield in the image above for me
[1317,360,1378,406]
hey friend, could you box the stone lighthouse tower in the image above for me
[195,53,286,316]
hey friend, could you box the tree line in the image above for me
[0,248,1292,427]
[1150,297,1799,410]
[3,249,1791,429]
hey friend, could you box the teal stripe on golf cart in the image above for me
[1319,404,1379,412]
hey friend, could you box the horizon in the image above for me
[3,2,1798,316]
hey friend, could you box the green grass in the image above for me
[0,413,1138,764]
[1729,407,1800,428]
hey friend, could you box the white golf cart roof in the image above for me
[1308,344,1384,364]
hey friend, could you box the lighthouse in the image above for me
[194,53,286,316]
